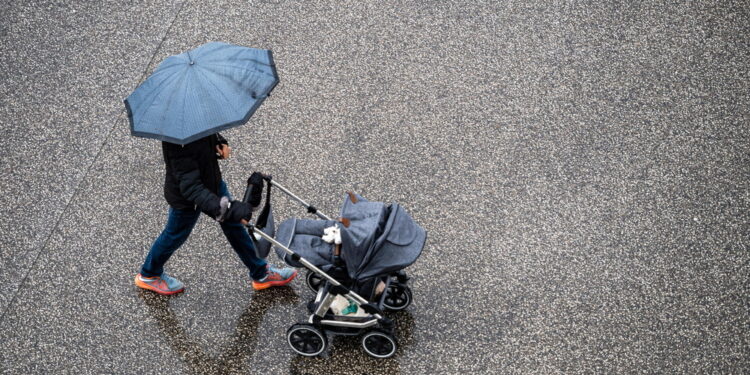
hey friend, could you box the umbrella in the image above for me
[124,42,279,145]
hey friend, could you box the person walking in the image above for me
[134,133,297,295]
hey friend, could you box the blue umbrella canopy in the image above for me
[124,42,279,145]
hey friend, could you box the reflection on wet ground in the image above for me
[139,287,415,374]
[139,287,300,374]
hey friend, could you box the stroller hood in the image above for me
[339,194,426,280]
[361,203,426,278]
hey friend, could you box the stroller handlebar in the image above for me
[242,172,265,207]
[267,179,332,221]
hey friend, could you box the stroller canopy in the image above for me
[275,193,426,280]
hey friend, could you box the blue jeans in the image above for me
[140,181,268,280]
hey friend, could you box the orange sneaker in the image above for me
[135,273,185,295]
[252,265,298,290]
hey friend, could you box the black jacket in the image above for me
[162,133,228,217]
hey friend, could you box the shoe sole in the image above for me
[134,275,184,296]
[252,270,298,291]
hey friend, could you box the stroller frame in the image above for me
[244,177,412,358]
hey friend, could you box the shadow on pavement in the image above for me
[138,287,299,375]
[288,310,415,375]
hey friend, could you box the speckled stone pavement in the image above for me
[1,1,748,374]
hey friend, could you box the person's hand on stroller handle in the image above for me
[218,197,253,224]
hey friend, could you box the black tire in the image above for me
[306,270,324,292]
[383,283,412,311]
[361,330,398,359]
[287,324,327,357]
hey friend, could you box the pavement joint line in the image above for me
[0,0,189,326]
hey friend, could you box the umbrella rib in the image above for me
[200,57,274,68]
[158,66,191,138]
[134,71,186,127]
[192,66,241,121]
[144,58,187,79]
[197,66,271,104]
[176,67,192,140]
[132,55,190,91]
[200,63,277,80]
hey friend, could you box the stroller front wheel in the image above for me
[383,283,412,311]
[287,323,327,357]
[361,330,398,359]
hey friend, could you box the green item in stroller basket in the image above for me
[331,294,363,316]
[341,300,358,315]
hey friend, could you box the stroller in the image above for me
[242,173,426,358]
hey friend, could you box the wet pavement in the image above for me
[1,0,749,374]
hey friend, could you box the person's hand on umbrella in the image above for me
[216,144,231,159]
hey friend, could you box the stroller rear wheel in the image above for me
[287,323,327,357]
[305,270,324,292]
[361,330,398,359]
[383,283,412,311]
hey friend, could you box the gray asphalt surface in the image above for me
[1,0,749,374]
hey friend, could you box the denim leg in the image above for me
[218,180,268,280]
[140,207,200,277]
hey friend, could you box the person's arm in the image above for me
[168,149,249,222]
[169,153,221,217]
